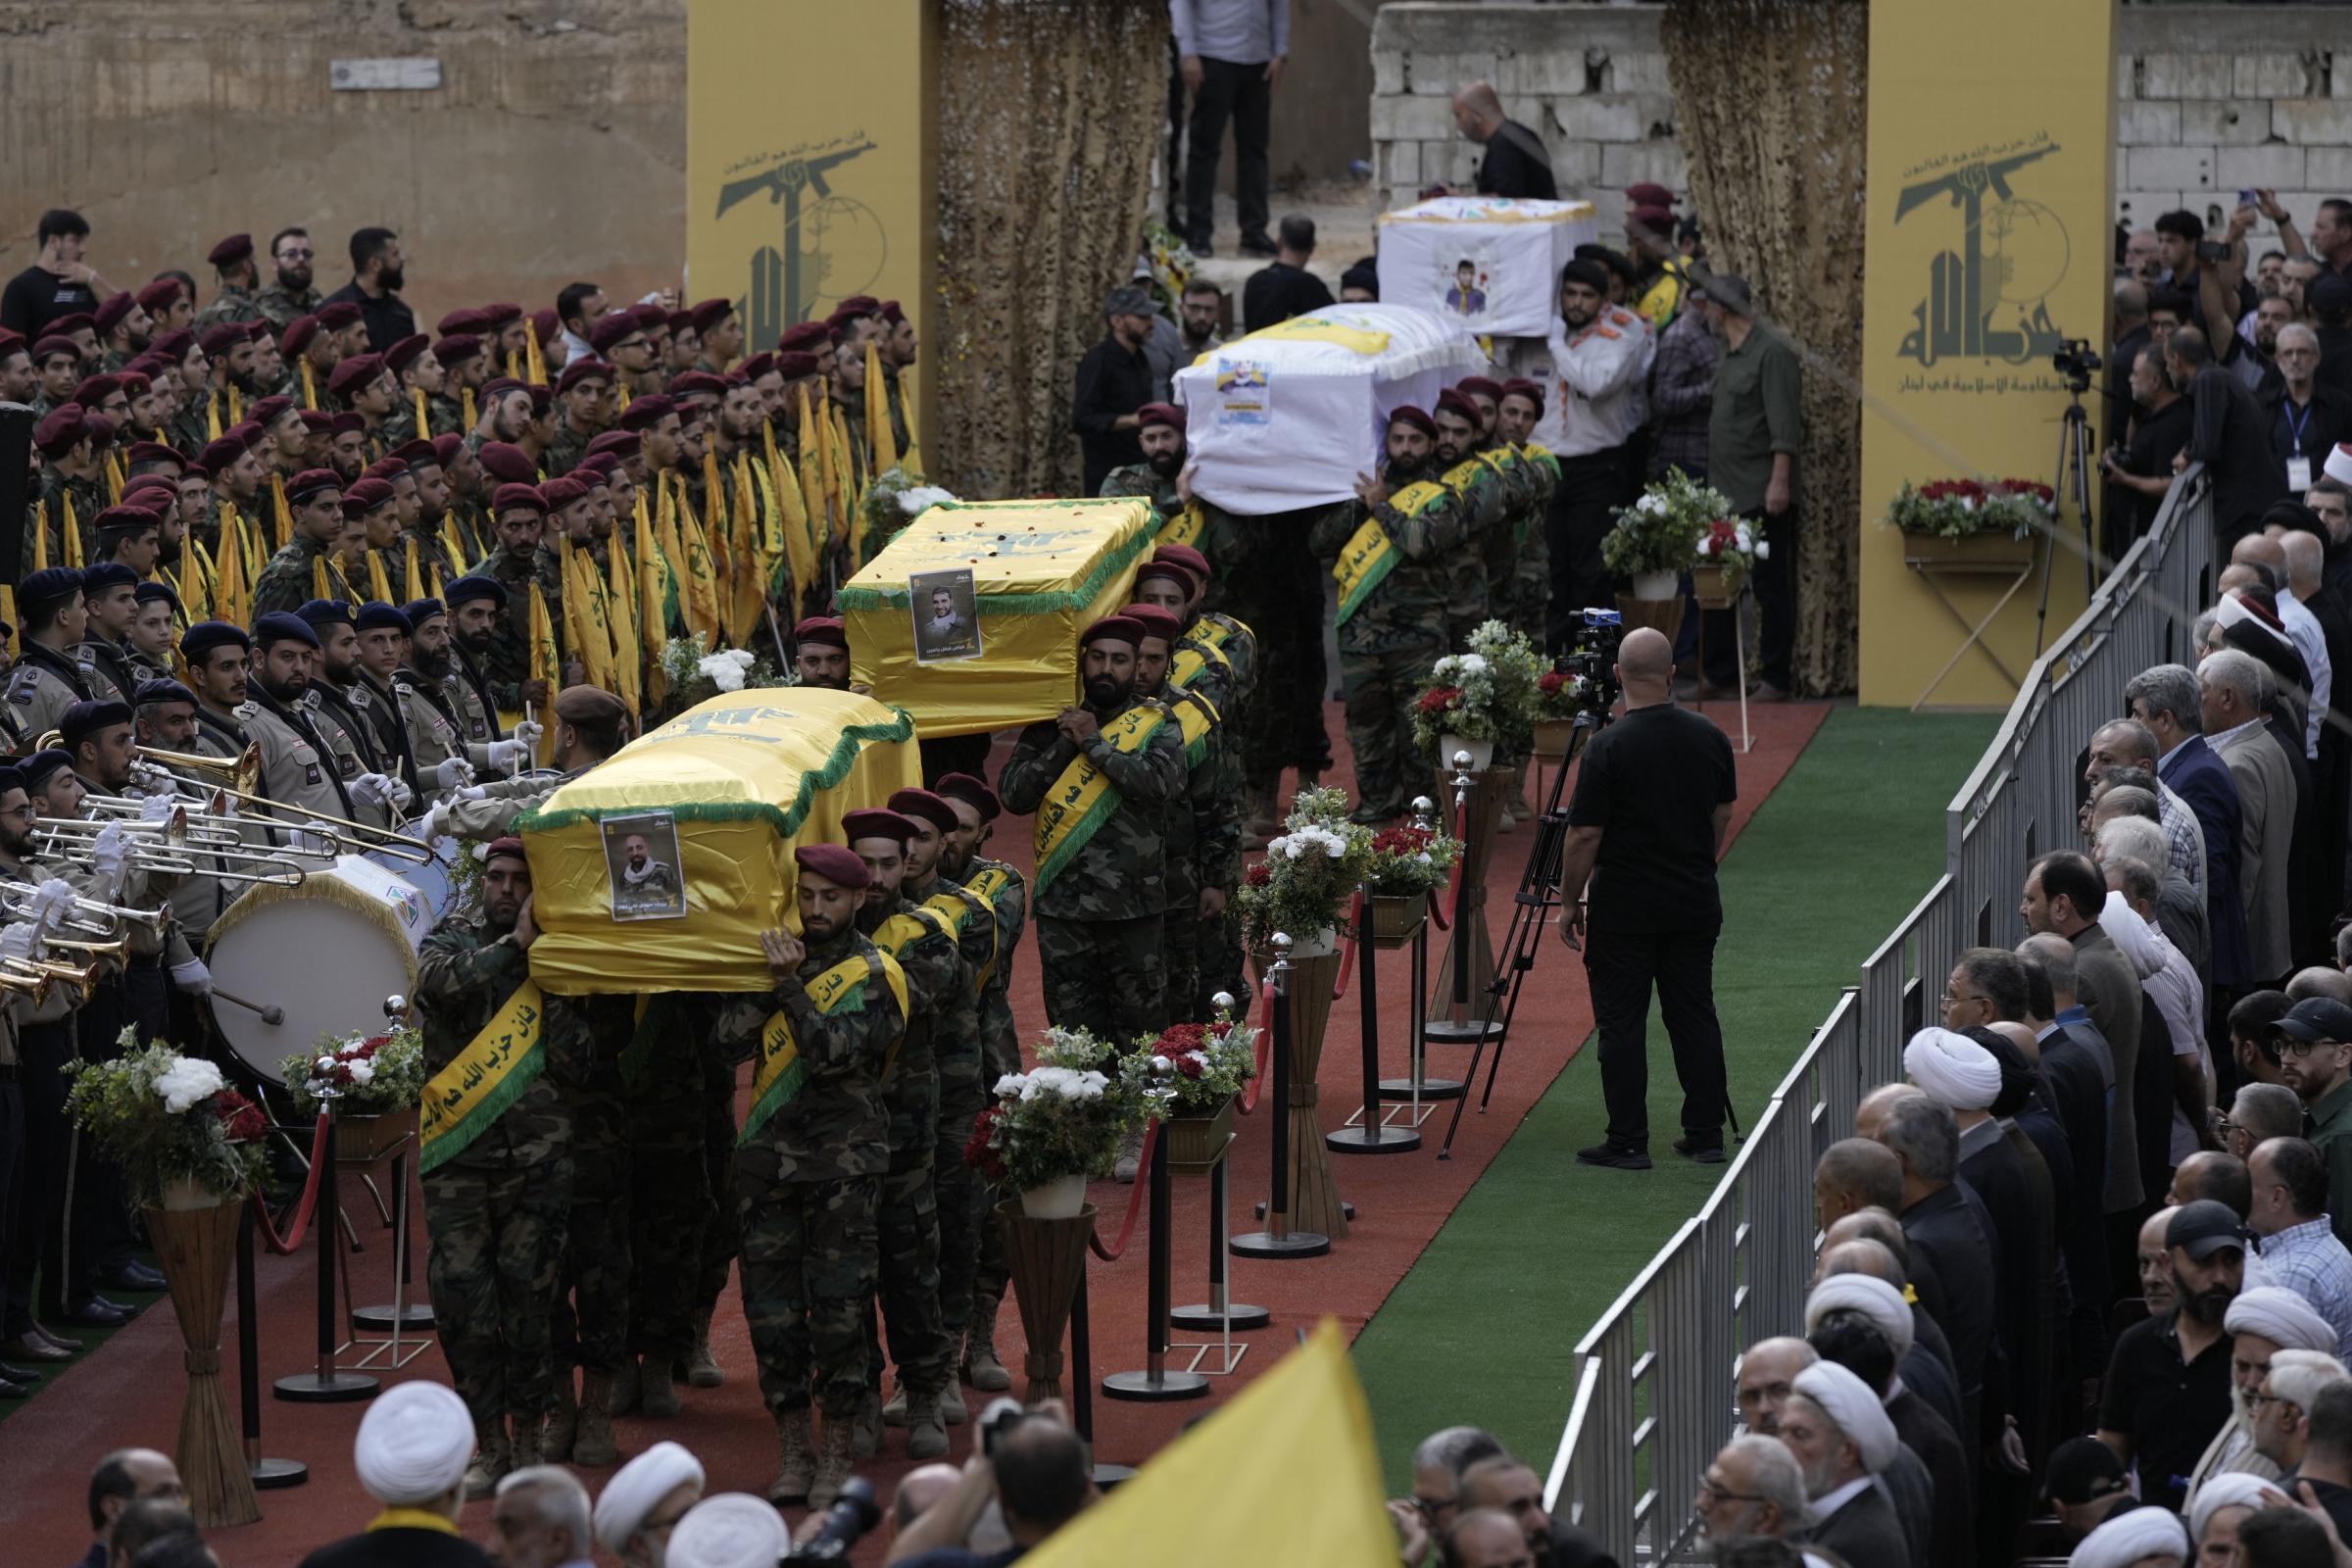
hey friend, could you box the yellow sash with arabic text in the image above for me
[1032,704,1167,895]
[741,949,908,1142]
[418,980,544,1173]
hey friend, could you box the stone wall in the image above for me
[1371,4,2352,247]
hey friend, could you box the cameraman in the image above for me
[1555,626,1738,1170]
[887,1403,1097,1565]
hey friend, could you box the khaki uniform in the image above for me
[396,666,496,796]
[75,639,139,708]
[302,682,395,831]
[236,690,355,823]
[4,646,96,755]
[446,769,572,842]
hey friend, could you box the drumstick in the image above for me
[518,700,533,778]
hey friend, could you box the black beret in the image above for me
[355,600,414,634]
[252,612,320,650]
[19,748,74,789]
[402,597,446,628]
[443,575,509,610]
[132,678,198,709]
[17,566,85,613]
[79,563,138,597]
[180,619,251,660]
[133,580,180,610]
[0,766,24,797]
[59,699,132,751]
[296,598,357,630]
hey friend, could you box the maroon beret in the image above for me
[430,432,466,467]
[583,429,640,462]
[328,412,366,436]
[556,359,613,395]
[392,437,437,467]
[771,351,821,382]
[83,413,117,450]
[668,371,727,401]
[151,328,195,362]
[524,384,553,415]
[1079,614,1145,650]
[739,351,776,382]
[667,309,695,335]
[198,321,249,357]
[341,477,395,515]
[327,353,385,398]
[478,375,525,403]
[587,315,641,355]
[886,788,959,838]
[1434,388,1482,427]
[617,393,676,431]
[49,313,94,339]
[776,321,832,356]
[480,303,522,328]
[70,373,122,407]
[793,615,849,651]
[1135,402,1183,431]
[574,452,620,481]
[207,233,253,269]
[530,309,561,348]
[838,295,881,318]
[841,808,917,849]
[492,482,548,516]
[115,369,151,399]
[93,292,136,336]
[1152,543,1213,582]
[248,394,294,429]
[35,403,91,455]
[124,440,183,469]
[1134,555,1200,594]
[434,332,481,368]
[880,301,906,326]
[285,467,342,504]
[91,505,162,535]
[30,334,79,366]
[482,835,529,866]
[1456,376,1504,403]
[297,410,334,434]
[135,279,183,315]
[1625,181,1674,208]
[794,843,870,891]
[1387,404,1437,439]
[317,301,364,331]
[1498,376,1544,409]
[230,420,266,451]
[279,315,319,356]
[538,475,592,511]
[382,333,430,375]
[436,308,485,336]
[933,771,1000,823]
[1120,603,1184,646]
[362,456,410,481]
[0,329,24,357]
[688,298,734,334]
[120,475,177,508]
[477,442,538,484]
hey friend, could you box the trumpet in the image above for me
[0,966,52,1002]
[44,931,129,965]
[0,880,168,932]
[0,953,97,990]
[30,818,313,887]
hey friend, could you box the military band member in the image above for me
[396,598,536,803]
[293,599,410,828]
[350,601,419,788]
[7,569,99,754]
[442,575,514,754]
[178,620,253,761]
[124,583,178,687]
[239,612,358,825]
[127,677,237,940]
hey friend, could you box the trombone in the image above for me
[0,879,168,934]
[31,816,313,886]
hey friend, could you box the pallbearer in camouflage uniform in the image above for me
[1309,406,1471,825]
[1097,401,1188,512]
[1124,604,1238,1031]
[1496,378,1560,643]
[1430,387,1512,647]
[415,838,574,1498]
[881,786,995,1430]
[933,771,1025,1393]
[726,843,906,1510]
[544,986,638,1471]
[997,614,1185,1045]
[840,807,959,1464]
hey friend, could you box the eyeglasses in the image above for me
[2246,1391,2290,1410]
[1939,991,1988,1007]
[2278,1038,2337,1057]
[1699,1477,1768,1505]
[1411,1495,1454,1520]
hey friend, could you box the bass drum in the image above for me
[367,772,564,914]
[206,855,445,1085]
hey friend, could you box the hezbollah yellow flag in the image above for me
[228,385,243,426]
[63,495,82,568]
[700,450,732,586]
[214,517,249,627]
[461,385,476,433]
[671,474,722,644]
[440,517,471,577]
[182,539,214,624]
[300,360,318,411]
[811,386,842,545]
[763,420,812,604]
[312,556,331,602]
[271,473,292,552]
[526,578,560,765]
[863,339,899,477]
[726,454,762,649]
[561,536,614,694]
[605,535,641,715]
[897,366,920,475]
[524,328,546,387]
[636,496,670,707]
[104,454,123,505]
[412,387,430,440]
[31,501,47,572]
[206,396,222,443]
[405,536,425,604]
[1021,1321,1396,1567]
[368,549,394,607]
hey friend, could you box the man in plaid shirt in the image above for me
[1647,292,1718,484]
[2247,1135,2352,1358]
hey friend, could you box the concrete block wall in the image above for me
[1371,5,2352,249]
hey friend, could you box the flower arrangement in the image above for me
[281,1026,427,1117]
[1139,220,1198,316]
[1693,515,1770,582]
[1884,477,2054,541]
[1535,667,1592,722]
[963,1025,1140,1191]
[655,631,789,718]
[1408,619,1546,755]
[1363,821,1462,899]
[65,1031,270,1205]
[1121,1008,1259,1119]
[1603,467,1735,577]
[1235,785,1376,952]
[858,466,960,562]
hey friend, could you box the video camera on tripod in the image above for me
[1556,608,1625,722]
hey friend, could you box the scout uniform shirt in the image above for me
[6,642,95,752]
[237,685,356,821]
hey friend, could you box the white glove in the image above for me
[32,877,78,932]
[90,821,126,872]
[0,922,42,962]
[434,757,474,791]
[298,819,341,858]
[384,774,415,811]
[419,803,453,842]
[137,787,177,824]
[486,739,528,769]
[457,784,488,802]
[510,720,545,750]
[171,956,212,995]
[350,773,391,808]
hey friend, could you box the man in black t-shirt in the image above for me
[1556,626,1738,1169]
[0,208,108,342]
[1450,82,1557,202]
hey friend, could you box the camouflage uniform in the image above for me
[690,1048,741,1348]
[855,895,961,1397]
[482,547,566,710]
[1097,464,1175,508]
[997,693,1186,1045]
[192,282,264,332]
[725,926,905,1419]
[1512,445,1562,642]
[1171,613,1255,1014]
[252,534,333,619]
[416,916,577,1441]
[255,283,323,334]
[1308,475,1475,818]
[544,413,597,477]
[1438,451,1512,647]
[904,872,997,1348]
[549,993,638,1378]
[35,469,104,565]
[1157,683,1240,1023]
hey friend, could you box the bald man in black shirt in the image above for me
[1451,83,1557,202]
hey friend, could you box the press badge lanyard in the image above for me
[2284,399,2315,490]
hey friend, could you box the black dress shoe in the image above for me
[98,1261,165,1292]
[0,1376,28,1398]
[0,1359,42,1382]
[1576,1141,1653,1170]
[1238,232,1279,258]
[57,1299,129,1328]
[1672,1134,1728,1164]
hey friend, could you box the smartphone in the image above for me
[2197,239,2229,263]
[2240,188,2258,208]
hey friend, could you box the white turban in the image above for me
[2327,442,2352,487]
[667,1494,789,1568]
[1791,1360,1899,1475]
[353,1380,475,1505]
[1806,1273,1916,1361]
[2189,1473,2281,1547]
[2225,1286,2338,1353]
[1904,1027,2001,1110]
[2216,592,2258,633]
[2068,1505,2190,1568]
[594,1440,707,1552]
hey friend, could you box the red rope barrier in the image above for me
[1332,893,1362,1001]
[1237,987,1277,1115]
[1088,1119,1158,1261]
[251,1113,332,1254]
[1432,863,1458,932]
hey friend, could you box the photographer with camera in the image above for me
[886,1398,1098,1565]
[1553,626,1739,1171]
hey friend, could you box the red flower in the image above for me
[212,1090,267,1142]
[1243,861,1272,888]
[1539,670,1567,696]
[961,1105,1007,1180]
[1155,1022,1208,1054]
[1209,1020,1234,1039]
[1175,1054,1206,1079]
[1415,685,1463,714]
[1371,825,1434,858]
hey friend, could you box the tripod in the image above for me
[2034,378,2098,655]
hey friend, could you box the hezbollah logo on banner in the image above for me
[1031,703,1168,895]
[740,948,908,1143]
[419,982,545,1173]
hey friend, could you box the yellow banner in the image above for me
[840,498,1157,738]
[1857,0,2115,706]
[418,980,544,1174]
[519,688,921,995]
[1197,314,1392,366]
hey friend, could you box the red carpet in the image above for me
[1,698,1826,1563]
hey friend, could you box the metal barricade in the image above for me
[1543,470,2215,1550]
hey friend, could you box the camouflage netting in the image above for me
[933,0,1170,502]
[1662,0,1869,697]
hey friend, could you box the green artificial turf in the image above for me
[1352,705,2000,1488]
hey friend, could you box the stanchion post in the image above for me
[1330,878,1419,1154]
[1104,1117,1208,1400]
[1231,936,1329,1259]
[1171,992,1268,1332]
[274,1093,376,1403]
[1385,797,1461,1102]
[238,1202,308,1488]
[1068,1267,1134,1487]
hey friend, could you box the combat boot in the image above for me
[571,1368,617,1467]
[542,1368,577,1462]
[882,1382,908,1427]
[508,1412,545,1470]
[686,1308,722,1388]
[852,1385,884,1457]
[639,1352,682,1417]
[462,1429,511,1501]
[610,1353,640,1416]
[1240,785,1278,850]
[941,1381,967,1424]
[766,1408,815,1504]
[964,1297,1011,1393]
[808,1410,858,1509]
[906,1387,950,1459]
